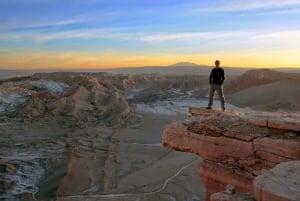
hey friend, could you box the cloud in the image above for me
[0,28,256,43]
[238,8,300,16]
[1,26,300,56]
[2,28,300,46]
[251,30,300,40]
[192,0,300,13]
[1,15,91,31]
[137,31,256,43]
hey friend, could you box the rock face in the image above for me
[162,107,300,201]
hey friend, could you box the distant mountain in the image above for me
[169,62,204,67]
[1,63,298,79]
[103,63,248,76]
[0,69,59,79]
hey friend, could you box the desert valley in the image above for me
[0,63,300,201]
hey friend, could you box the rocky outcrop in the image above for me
[1,73,134,126]
[162,107,300,201]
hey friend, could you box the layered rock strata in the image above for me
[162,107,300,201]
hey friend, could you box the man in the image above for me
[206,60,226,111]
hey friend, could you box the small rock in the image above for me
[6,163,17,174]
[225,184,236,194]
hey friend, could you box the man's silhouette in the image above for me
[206,60,226,111]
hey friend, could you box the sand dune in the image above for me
[225,69,300,93]
[227,80,300,111]
[225,69,300,111]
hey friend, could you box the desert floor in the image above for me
[0,112,205,201]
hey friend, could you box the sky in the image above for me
[1,0,300,69]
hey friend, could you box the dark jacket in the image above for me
[209,67,225,85]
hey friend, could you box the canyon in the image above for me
[0,68,299,201]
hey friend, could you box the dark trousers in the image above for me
[208,84,226,110]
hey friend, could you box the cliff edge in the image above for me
[162,108,300,201]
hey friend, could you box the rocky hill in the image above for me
[225,69,300,93]
[162,107,300,201]
[0,72,135,126]
[225,69,300,111]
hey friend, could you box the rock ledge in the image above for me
[162,107,300,201]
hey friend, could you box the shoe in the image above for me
[206,107,212,110]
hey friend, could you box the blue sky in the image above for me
[1,0,300,69]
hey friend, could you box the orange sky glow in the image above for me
[1,1,300,70]
[1,49,300,70]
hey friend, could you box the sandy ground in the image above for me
[227,80,300,111]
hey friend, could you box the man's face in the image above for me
[215,61,220,67]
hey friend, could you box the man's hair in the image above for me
[215,60,220,64]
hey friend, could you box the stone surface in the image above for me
[254,138,300,162]
[253,161,300,201]
[189,107,300,132]
[163,112,300,176]
[163,123,254,164]
[163,107,300,200]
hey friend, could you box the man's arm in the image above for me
[209,69,214,84]
[220,68,225,85]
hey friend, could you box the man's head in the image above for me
[215,60,220,67]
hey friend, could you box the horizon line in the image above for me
[1,64,300,71]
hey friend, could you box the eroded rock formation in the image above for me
[0,73,135,126]
[162,107,300,201]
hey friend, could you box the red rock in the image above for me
[187,122,222,137]
[246,118,267,127]
[189,107,218,117]
[163,123,254,164]
[162,107,300,201]
[268,118,300,132]
[199,161,254,201]
[254,138,300,161]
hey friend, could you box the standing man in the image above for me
[206,60,226,112]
